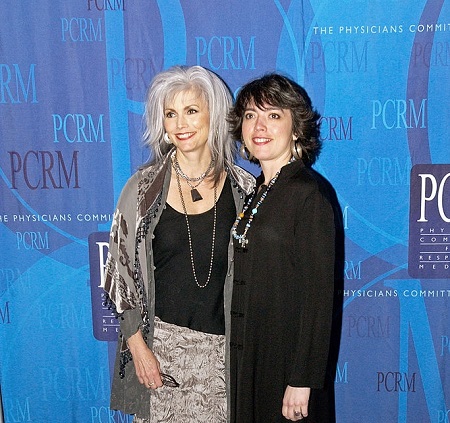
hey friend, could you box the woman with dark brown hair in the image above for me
[229,73,340,422]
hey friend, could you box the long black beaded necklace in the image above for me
[231,170,281,248]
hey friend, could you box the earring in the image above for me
[239,143,254,161]
[163,133,172,144]
[291,140,302,160]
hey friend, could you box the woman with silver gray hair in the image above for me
[102,65,255,422]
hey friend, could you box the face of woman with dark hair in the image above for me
[163,88,210,155]
[242,100,295,166]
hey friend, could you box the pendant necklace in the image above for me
[231,170,281,248]
[172,151,215,202]
[174,169,217,288]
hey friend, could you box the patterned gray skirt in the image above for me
[134,317,226,423]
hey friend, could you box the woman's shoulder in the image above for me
[228,163,256,194]
[229,163,255,179]
[290,163,336,200]
[116,160,169,206]
[289,161,322,184]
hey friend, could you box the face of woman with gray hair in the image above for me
[144,65,235,172]
[163,88,211,157]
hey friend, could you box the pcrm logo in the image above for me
[408,164,450,279]
[88,231,119,341]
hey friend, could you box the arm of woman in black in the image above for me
[283,184,336,420]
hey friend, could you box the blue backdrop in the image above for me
[1,1,449,422]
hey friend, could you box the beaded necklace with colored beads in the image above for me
[231,170,281,248]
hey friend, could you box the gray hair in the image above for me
[143,66,236,182]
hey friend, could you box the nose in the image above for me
[254,115,266,131]
[176,114,187,129]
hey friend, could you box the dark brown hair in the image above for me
[229,73,322,166]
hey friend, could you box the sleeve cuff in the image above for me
[119,307,144,340]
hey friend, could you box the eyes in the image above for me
[244,111,281,120]
[165,108,198,118]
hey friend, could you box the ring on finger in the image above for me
[148,381,155,388]
[294,410,302,417]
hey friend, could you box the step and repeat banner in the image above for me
[1,1,449,422]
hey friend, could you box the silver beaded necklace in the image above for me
[173,162,217,288]
[172,152,215,202]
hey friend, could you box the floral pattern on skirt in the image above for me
[133,317,226,423]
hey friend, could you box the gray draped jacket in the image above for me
[102,151,255,420]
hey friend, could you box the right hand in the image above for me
[127,330,163,389]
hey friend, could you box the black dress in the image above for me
[230,160,338,423]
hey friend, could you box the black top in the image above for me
[153,178,235,335]
[230,160,338,422]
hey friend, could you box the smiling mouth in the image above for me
[252,137,271,144]
[176,132,195,140]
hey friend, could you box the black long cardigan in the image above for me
[230,159,341,422]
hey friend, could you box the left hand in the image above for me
[282,386,310,421]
